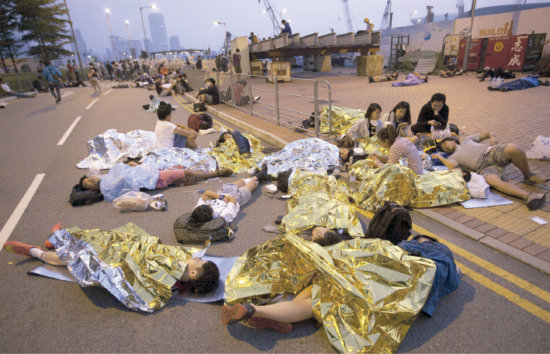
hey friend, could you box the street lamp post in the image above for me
[139,4,156,57]
[214,21,228,55]
[124,20,131,58]
[105,8,118,61]
[462,0,477,71]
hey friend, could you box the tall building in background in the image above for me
[149,13,169,52]
[112,35,129,59]
[143,38,153,54]
[71,29,88,63]
[169,35,181,51]
[129,40,143,58]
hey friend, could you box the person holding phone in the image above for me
[411,93,449,134]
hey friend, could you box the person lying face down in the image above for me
[2,223,220,312]
[433,132,548,210]
[189,176,259,224]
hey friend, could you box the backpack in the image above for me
[193,102,207,112]
[69,184,104,206]
[173,212,236,244]
[365,202,412,245]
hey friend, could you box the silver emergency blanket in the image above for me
[141,148,217,171]
[100,161,159,202]
[77,129,218,172]
[77,129,157,169]
[259,138,340,176]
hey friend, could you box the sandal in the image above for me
[222,303,256,325]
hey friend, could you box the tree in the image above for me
[0,0,23,72]
[15,0,73,60]
[140,50,148,60]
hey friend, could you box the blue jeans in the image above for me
[232,130,250,154]
[48,82,61,99]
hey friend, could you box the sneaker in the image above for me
[256,164,270,182]
[525,193,546,210]
[524,173,549,185]
[222,303,256,325]
[216,168,234,177]
[254,96,261,102]
[44,239,54,249]
[246,316,293,333]
[3,241,41,257]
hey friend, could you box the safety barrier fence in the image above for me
[182,68,334,137]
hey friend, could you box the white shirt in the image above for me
[154,120,177,149]
[196,198,240,223]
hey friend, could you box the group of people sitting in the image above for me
[337,92,548,210]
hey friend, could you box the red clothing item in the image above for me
[155,169,186,189]
[187,114,203,132]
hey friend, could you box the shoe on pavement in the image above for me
[255,164,270,183]
[524,173,549,185]
[525,193,546,211]
[3,241,41,257]
[246,316,293,333]
[222,303,256,325]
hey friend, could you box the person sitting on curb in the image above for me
[196,78,220,105]
[190,176,259,225]
[411,93,449,135]
[155,103,198,149]
[433,133,548,210]
[0,78,36,98]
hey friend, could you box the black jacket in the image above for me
[413,101,449,133]
[198,85,220,104]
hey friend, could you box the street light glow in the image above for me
[105,8,110,14]
[151,4,157,10]
[214,21,219,26]
[282,8,287,13]
[125,20,130,25]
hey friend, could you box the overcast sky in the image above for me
[65,0,548,55]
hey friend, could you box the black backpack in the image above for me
[365,202,412,245]
[173,212,236,244]
[193,102,207,112]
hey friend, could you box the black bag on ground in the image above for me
[69,184,104,206]
[365,202,412,245]
[174,212,236,243]
[193,102,207,112]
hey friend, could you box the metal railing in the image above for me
[182,68,333,138]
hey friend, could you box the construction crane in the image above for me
[381,0,392,30]
[259,0,281,37]
[341,0,354,32]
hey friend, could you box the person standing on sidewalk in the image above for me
[232,49,242,74]
[434,133,548,210]
[66,60,75,82]
[72,59,86,87]
[41,59,63,104]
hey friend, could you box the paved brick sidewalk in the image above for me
[184,72,550,272]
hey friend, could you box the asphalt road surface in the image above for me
[0,84,549,352]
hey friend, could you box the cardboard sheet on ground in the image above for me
[28,255,238,303]
[461,190,512,208]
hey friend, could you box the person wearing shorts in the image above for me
[433,132,548,210]
[190,177,259,224]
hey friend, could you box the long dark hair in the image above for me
[364,103,382,119]
[215,131,232,147]
[392,101,411,124]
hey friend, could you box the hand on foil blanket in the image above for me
[2,223,219,312]
[223,233,460,353]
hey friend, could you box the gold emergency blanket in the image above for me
[282,170,364,237]
[209,133,264,173]
[51,223,204,312]
[320,106,366,134]
[358,136,389,156]
[352,164,470,211]
[225,233,436,353]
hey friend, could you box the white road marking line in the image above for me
[57,116,82,146]
[103,89,113,96]
[61,91,74,98]
[85,97,99,110]
[0,174,46,249]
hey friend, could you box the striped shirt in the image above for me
[388,137,424,175]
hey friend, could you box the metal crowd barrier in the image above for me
[182,68,333,137]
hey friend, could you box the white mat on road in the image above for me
[461,191,513,209]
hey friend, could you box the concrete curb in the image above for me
[183,93,288,149]
[416,208,550,275]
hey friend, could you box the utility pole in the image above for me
[462,0,477,71]
[64,0,83,72]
